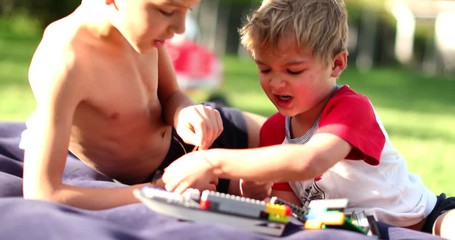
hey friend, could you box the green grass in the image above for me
[0,16,40,120]
[1,18,453,196]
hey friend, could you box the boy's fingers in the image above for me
[190,106,223,149]
[173,181,191,195]
[178,105,223,149]
[207,183,217,192]
[210,177,219,186]
[201,107,223,148]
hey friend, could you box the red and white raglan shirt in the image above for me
[260,85,437,227]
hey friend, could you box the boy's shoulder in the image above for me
[28,16,98,100]
[333,85,367,99]
[33,18,82,63]
[31,14,106,76]
[326,85,373,110]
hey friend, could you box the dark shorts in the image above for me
[149,102,249,193]
[421,193,455,233]
[376,193,455,239]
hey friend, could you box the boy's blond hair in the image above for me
[240,0,348,63]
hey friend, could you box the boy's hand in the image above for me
[162,151,218,194]
[239,179,272,200]
[175,104,223,150]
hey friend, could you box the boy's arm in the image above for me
[22,42,148,210]
[22,110,147,209]
[162,133,351,194]
[156,46,223,149]
[156,46,194,122]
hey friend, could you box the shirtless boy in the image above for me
[21,0,264,210]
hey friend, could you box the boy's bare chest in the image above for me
[70,54,169,176]
[84,55,159,119]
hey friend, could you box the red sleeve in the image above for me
[259,113,292,191]
[272,182,293,191]
[259,112,286,147]
[317,87,385,165]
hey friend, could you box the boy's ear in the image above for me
[330,51,348,78]
[105,0,116,6]
[105,0,119,10]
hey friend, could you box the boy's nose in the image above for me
[173,15,186,35]
[269,76,286,88]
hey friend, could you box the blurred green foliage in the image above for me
[0,0,78,29]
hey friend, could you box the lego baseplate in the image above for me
[134,187,289,237]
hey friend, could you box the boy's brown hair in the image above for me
[240,0,348,64]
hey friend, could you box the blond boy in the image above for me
[162,0,455,238]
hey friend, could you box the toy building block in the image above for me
[305,206,368,234]
[200,190,291,223]
[349,210,381,237]
[308,198,348,211]
[304,207,345,230]
[269,196,307,222]
[134,187,291,237]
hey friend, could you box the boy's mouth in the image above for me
[273,95,293,108]
[278,95,292,101]
[153,40,165,47]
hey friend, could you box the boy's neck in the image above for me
[292,85,339,134]
[76,1,127,47]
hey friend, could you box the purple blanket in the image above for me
[0,122,439,240]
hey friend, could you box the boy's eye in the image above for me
[159,9,174,17]
[259,68,271,74]
[257,64,271,73]
[287,69,303,75]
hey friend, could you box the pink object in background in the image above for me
[166,39,223,91]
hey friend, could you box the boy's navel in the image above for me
[109,112,120,120]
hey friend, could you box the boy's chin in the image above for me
[275,109,295,117]
[129,41,156,54]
